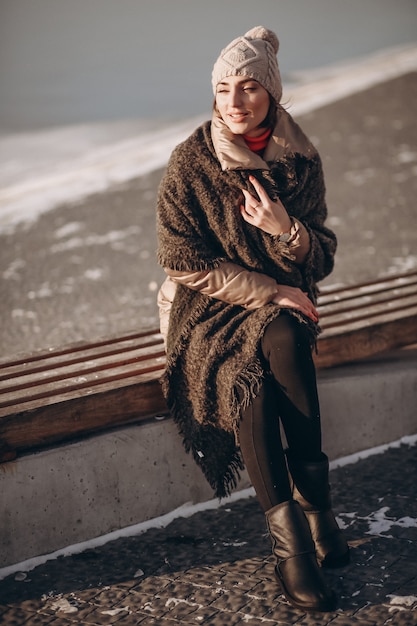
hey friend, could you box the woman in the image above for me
[157,26,349,613]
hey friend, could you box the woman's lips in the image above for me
[228,112,248,122]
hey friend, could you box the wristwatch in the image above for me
[278,230,293,243]
[277,218,299,244]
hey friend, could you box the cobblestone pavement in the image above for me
[0,440,416,625]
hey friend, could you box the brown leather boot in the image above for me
[265,500,337,612]
[286,450,350,568]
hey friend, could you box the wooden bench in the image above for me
[1,270,416,463]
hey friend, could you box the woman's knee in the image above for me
[261,314,307,360]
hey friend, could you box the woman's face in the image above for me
[215,76,270,137]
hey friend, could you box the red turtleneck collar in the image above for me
[243,127,272,154]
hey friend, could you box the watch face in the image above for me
[279,232,291,242]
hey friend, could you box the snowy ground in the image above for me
[1,45,417,357]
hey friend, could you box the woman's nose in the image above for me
[228,88,243,107]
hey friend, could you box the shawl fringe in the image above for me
[156,256,227,274]
[160,372,245,499]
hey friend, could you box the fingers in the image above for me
[241,189,256,207]
[240,177,270,210]
[293,299,318,322]
[272,286,319,322]
[241,189,260,218]
[249,175,269,204]
[299,292,319,321]
[294,302,319,323]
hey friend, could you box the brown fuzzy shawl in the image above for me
[157,111,336,498]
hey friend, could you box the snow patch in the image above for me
[28,284,53,299]
[165,597,201,609]
[386,255,417,274]
[364,507,417,536]
[329,434,417,470]
[344,168,377,186]
[396,148,417,164]
[54,222,84,238]
[84,268,104,281]
[101,606,130,616]
[49,226,141,253]
[11,308,37,320]
[385,594,417,613]
[3,258,26,280]
[337,506,417,537]
[387,594,417,607]
[49,597,78,614]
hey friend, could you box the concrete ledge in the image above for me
[1,347,416,569]
[319,345,417,456]
[1,417,233,569]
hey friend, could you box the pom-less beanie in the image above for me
[211,26,282,104]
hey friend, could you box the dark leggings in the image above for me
[238,314,323,512]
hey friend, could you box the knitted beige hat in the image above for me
[212,26,282,104]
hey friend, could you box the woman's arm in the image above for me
[165,261,278,309]
[165,261,319,321]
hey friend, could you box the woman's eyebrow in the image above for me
[218,78,257,86]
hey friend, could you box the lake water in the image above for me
[1,0,417,130]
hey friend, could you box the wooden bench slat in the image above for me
[315,317,417,368]
[318,283,417,317]
[0,369,167,420]
[317,270,417,303]
[0,357,166,414]
[0,376,168,454]
[0,344,166,393]
[319,296,417,331]
[0,328,162,367]
[0,332,163,380]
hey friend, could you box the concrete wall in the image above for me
[1,347,416,569]
[320,346,417,457]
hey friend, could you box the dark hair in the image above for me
[262,94,278,128]
[213,92,277,130]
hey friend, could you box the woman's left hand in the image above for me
[241,175,291,236]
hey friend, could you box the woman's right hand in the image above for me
[271,285,319,323]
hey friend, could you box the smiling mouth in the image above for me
[228,112,248,120]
